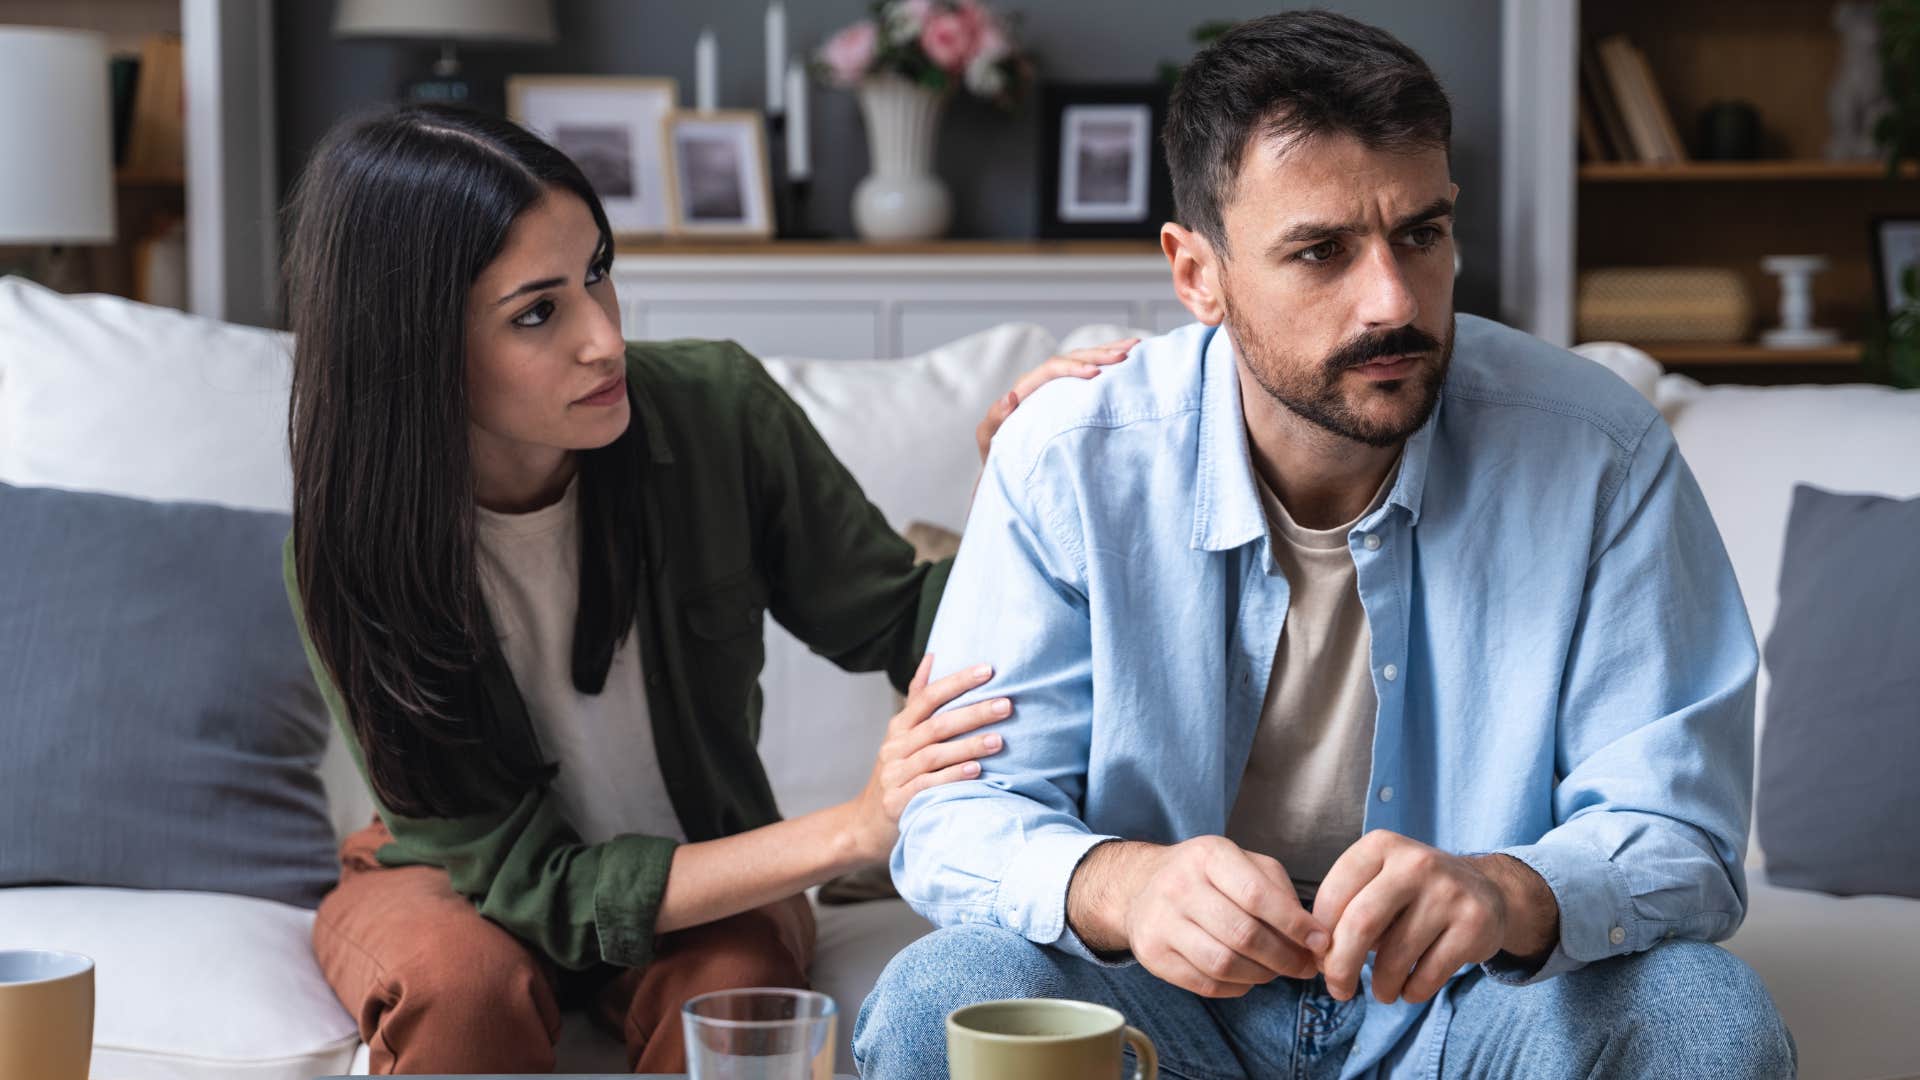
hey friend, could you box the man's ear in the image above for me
[1162,222,1226,326]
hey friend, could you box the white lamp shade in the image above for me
[334,0,557,45]
[0,26,114,244]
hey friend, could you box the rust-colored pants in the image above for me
[313,820,815,1075]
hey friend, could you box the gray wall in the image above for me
[277,0,1501,314]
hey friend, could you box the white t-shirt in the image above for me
[475,477,685,845]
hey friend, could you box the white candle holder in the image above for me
[1760,255,1841,349]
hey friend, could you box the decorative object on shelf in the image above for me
[1575,267,1752,343]
[0,26,115,293]
[335,0,556,108]
[1870,216,1920,319]
[1828,2,1889,160]
[1038,83,1173,240]
[1697,100,1763,161]
[663,110,775,240]
[1759,255,1841,349]
[818,0,1031,241]
[779,56,822,239]
[109,54,139,168]
[695,26,719,112]
[1877,0,1920,174]
[508,76,678,239]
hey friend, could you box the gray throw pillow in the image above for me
[1756,484,1920,898]
[0,483,336,908]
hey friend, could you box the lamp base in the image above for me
[400,73,474,105]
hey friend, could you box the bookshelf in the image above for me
[1572,0,1920,380]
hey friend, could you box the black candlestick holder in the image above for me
[765,111,825,240]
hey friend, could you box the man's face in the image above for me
[1214,131,1457,448]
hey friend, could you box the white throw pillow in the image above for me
[1569,340,1664,405]
[754,321,1058,818]
[0,277,294,512]
[0,886,358,1080]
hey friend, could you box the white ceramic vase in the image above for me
[852,75,952,242]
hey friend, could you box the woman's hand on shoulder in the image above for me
[975,338,1138,463]
[849,654,1010,863]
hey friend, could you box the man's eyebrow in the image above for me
[1270,196,1457,251]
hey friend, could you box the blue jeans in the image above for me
[853,925,1795,1079]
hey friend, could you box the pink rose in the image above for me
[820,20,879,86]
[919,10,979,74]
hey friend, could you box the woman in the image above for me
[281,103,1131,1074]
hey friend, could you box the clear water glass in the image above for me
[683,987,837,1080]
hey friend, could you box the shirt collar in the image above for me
[622,348,676,465]
[1190,325,1441,552]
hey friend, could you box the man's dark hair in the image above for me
[1164,10,1452,253]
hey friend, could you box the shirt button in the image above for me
[1378,786,1394,803]
[1382,663,1399,682]
[1609,926,1627,946]
[1363,533,1382,551]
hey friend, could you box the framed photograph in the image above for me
[663,111,775,239]
[1871,216,1920,318]
[508,76,678,239]
[1039,83,1174,239]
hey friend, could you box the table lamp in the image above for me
[0,25,115,290]
[334,0,557,106]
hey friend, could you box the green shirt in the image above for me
[284,339,952,971]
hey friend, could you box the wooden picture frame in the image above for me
[1871,215,1920,320]
[1038,82,1174,240]
[662,110,775,240]
[508,75,679,239]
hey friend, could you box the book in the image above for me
[1578,92,1608,161]
[1625,40,1688,161]
[1581,43,1634,161]
[1596,35,1661,163]
[124,34,184,180]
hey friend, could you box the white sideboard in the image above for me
[611,241,1185,360]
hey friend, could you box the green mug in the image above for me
[947,998,1157,1080]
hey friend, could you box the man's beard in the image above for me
[1225,300,1453,449]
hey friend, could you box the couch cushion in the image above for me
[809,897,935,1076]
[0,277,294,512]
[0,887,358,1080]
[754,323,1054,818]
[1755,486,1920,899]
[0,483,336,907]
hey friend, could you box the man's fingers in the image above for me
[1164,917,1282,990]
[1311,833,1391,935]
[1143,948,1254,1000]
[1322,874,1418,1002]
[1403,926,1476,1005]
[1182,883,1317,980]
[1203,846,1329,955]
[1366,904,1448,1005]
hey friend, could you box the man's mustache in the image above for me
[1325,326,1443,374]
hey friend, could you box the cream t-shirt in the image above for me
[475,478,685,845]
[1225,459,1398,904]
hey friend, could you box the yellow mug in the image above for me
[947,998,1157,1080]
[0,949,94,1080]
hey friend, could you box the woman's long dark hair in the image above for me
[285,104,643,819]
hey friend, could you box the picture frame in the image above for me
[1038,82,1174,240]
[663,110,776,240]
[507,75,679,240]
[1870,215,1920,320]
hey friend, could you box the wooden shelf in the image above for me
[1633,342,1861,366]
[1580,160,1918,182]
[614,238,1162,258]
[114,172,185,188]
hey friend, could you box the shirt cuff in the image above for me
[592,832,681,970]
[1481,838,1637,986]
[991,829,1126,965]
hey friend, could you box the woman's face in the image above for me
[464,187,628,500]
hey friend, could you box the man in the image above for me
[854,11,1794,1080]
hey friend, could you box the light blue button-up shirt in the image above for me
[895,315,1757,1077]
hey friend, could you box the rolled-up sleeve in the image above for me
[1486,419,1757,985]
[890,439,1122,962]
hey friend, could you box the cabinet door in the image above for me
[897,302,1138,358]
[633,302,882,360]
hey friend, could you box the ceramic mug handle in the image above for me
[1124,1025,1158,1079]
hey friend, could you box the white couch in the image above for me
[0,278,1915,1079]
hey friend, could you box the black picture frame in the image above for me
[1038,82,1174,240]
[1870,215,1920,320]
